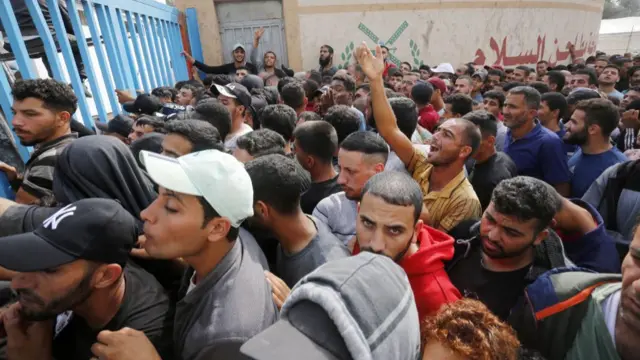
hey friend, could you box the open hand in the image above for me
[265,271,290,310]
[254,27,265,40]
[181,50,196,65]
[354,41,385,81]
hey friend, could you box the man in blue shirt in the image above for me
[538,92,578,157]
[503,86,571,196]
[565,98,628,198]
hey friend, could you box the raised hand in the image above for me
[181,50,196,65]
[254,27,265,40]
[354,41,385,81]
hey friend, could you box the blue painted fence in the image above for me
[0,0,189,162]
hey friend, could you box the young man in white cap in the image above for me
[182,43,258,75]
[92,150,277,360]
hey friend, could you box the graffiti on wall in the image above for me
[474,32,598,67]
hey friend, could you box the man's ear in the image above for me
[56,111,71,126]
[533,229,549,247]
[92,264,123,289]
[206,217,232,243]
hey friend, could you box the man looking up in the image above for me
[313,131,387,245]
[0,79,77,204]
[245,155,349,288]
[536,60,549,80]
[212,83,254,151]
[599,65,624,101]
[318,45,337,77]
[294,121,342,214]
[138,149,277,359]
[182,44,257,75]
[502,86,571,196]
[565,98,628,198]
[355,42,482,232]
[250,28,287,78]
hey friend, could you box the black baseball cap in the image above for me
[123,94,163,115]
[95,114,134,138]
[0,198,138,272]
[211,82,252,109]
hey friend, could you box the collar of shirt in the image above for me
[424,167,467,200]
[507,119,543,143]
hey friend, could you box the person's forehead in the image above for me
[159,186,196,203]
[571,108,586,120]
[629,90,640,97]
[338,148,365,165]
[456,78,470,85]
[486,205,536,230]
[12,97,47,109]
[506,93,524,102]
[439,119,461,131]
[330,80,345,88]
[234,48,245,53]
[573,74,588,81]
[359,193,415,224]
[485,98,499,105]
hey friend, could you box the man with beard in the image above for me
[502,86,571,196]
[565,98,627,198]
[536,60,548,81]
[313,131,387,245]
[625,66,640,93]
[318,45,338,77]
[355,42,481,232]
[379,44,398,78]
[598,65,624,101]
[0,198,173,360]
[351,171,460,321]
[251,28,287,78]
[182,44,257,75]
[0,79,77,205]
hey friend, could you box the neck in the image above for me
[229,118,246,135]
[185,241,235,283]
[481,249,534,272]
[599,84,615,93]
[273,212,317,254]
[295,107,305,117]
[73,277,126,330]
[264,64,274,71]
[401,243,420,261]
[473,149,496,164]
[543,119,561,133]
[234,60,244,67]
[431,97,444,112]
[309,163,337,183]
[582,136,613,155]
[323,61,333,70]
[429,162,464,191]
[510,119,536,140]
[417,103,427,111]
[44,127,71,144]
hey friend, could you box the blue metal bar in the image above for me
[65,0,108,123]
[95,4,127,93]
[171,22,189,81]
[91,0,179,22]
[24,0,64,80]
[46,0,93,129]
[115,8,141,91]
[0,2,38,79]
[165,19,186,82]
[135,13,159,89]
[82,0,120,116]
[157,20,175,85]
[148,17,169,85]
[141,15,164,86]
[0,72,31,162]
[126,11,151,93]
[185,8,203,64]
[106,6,136,93]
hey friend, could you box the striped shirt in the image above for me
[22,133,77,201]
[407,148,482,232]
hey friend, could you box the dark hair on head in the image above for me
[236,66,249,72]
[259,104,297,142]
[302,79,320,100]
[277,77,297,95]
[421,299,520,360]
[180,84,199,96]
[628,65,640,79]
[202,75,215,88]
[197,196,239,241]
[322,45,334,54]
[444,94,473,116]
[461,63,474,76]
[339,131,389,163]
[608,95,621,107]
[324,105,362,144]
[165,119,223,152]
[281,81,306,109]
[487,69,505,80]
[401,61,412,70]
[411,82,434,106]
[537,60,549,65]
[529,81,550,94]
[356,83,371,93]
[545,70,566,90]
[574,69,598,85]
[308,70,323,85]
[574,98,620,137]
[236,128,286,158]
[515,65,531,77]
[483,90,506,107]
[566,89,602,105]
[463,110,498,138]
[627,99,640,111]
[362,171,423,223]
[193,98,232,140]
[389,97,418,138]
[455,118,482,157]
[541,92,568,122]
[193,88,213,105]
[507,86,541,110]
[388,67,402,77]
[596,56,610,63]
[245,154,311,215]
[322,76,332,86]
[12,78,78,114]
[491,176,562,233]
[252,87,279,105]
[293,121,338,163]
[174,80,188,90]
[151,86,175,101]
[298,111,322,122]
[331,73,356,93]
[502,81,526,92]
[134,116,166,133]
[604,64,621,74]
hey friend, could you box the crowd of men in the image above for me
[0,25,639,360]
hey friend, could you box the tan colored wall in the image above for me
[174,0,223,64]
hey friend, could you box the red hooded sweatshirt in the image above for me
[353,224,461,321]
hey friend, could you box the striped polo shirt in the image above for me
[407,148,482,232]
[21,133,77,201]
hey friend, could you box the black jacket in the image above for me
[194,60,258,76]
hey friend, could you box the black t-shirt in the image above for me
[52,263,174,360]
[300,176,342,214]
[447,244,530,321]
[469,152,518,210]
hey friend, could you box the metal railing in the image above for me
[0,0,189,162]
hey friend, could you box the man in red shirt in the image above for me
[413,82,440,132]
[427,77,447,115]
[379,44,397,79]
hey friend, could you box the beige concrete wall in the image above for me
[288,0,605,71]
[174,0,223,64]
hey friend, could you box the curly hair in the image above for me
[421,299,520,360]
[12,78,78,114]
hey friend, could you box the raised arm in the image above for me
[354,42,415,167]
[251,28,265,69]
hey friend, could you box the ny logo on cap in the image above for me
[43,204,76,230]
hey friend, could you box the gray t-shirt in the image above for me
[312,192,358,245]
[276,216,350,288]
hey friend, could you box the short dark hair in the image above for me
[193,99,232,140]
[12,78,78,114]
[302,80,320,100]
[322,45,334,54]
[362,171,423,223]
[324,105,362,144]
[340,131,389,164]
[529,81,550,94]
[277,77,297,95]
[628,65,640,79]
[487,69,505,81]
[545,70,566,90]
[401,61,412,70]
[444,94,473,116]
[236,66,249,72]
[462,110,498,138]
[411,82,433,106]
[541,92,568,122]
[356,83,371,94]
[245,154,311,215]
[389,97,418,138]
[508,86,541,110]
[456,118,482,157]
[574,98,620,137]
[490,176,562,233]
[308,70,323,85]
[604,64,621,75]
[515,65,531,77]
[293,121,338,163]
[331,73,356,93]
[197,196,239,241]
[483,90,506,107]
[574,69,598,85]
[165,119,223,152]
[502,82,526,92]
[566,89,601,105]
[281,82,306,109]
[252,87,279,105]
[134,116,165,133]
[627,99,640,111]
[180,84,199,95]
[151,86,176,101]
[259,104,297,142]
[537,60,549,65]
[298,111,322,122]
[236,128,286,157]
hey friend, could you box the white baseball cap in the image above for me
[432,63,455,74]
[141,150,254,227]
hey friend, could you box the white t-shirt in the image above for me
[224,124,253,152]
[601,289,621,342]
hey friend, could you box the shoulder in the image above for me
[314,192,348,212]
